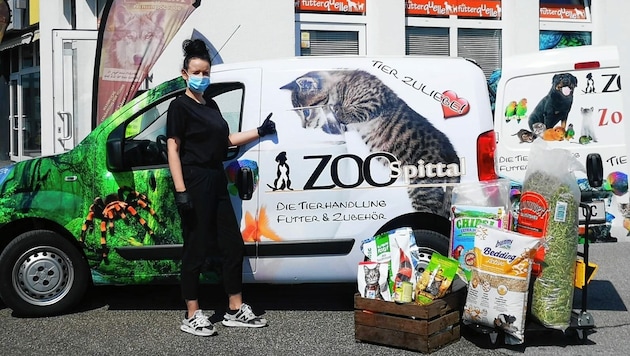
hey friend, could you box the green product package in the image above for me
[415,253,459,305]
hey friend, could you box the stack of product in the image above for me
[459,139,583,344]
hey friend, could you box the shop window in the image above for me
[457,28,501,79]
[405,27,449,56]
[300,30,359,56]
[540,30,591,50]
[21,43,33,68]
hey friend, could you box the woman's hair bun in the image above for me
[182,39,209,58]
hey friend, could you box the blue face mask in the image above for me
[187,73,211,93]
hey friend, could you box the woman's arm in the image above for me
[167,137,186,192]
[228,129,259,147]
[227,113,276,147]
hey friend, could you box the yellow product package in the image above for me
[462,225,541,345]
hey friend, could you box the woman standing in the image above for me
[166,39,276,336]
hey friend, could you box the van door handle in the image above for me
[57,111,73,142]
[64,176,78,182]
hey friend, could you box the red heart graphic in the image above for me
[441,90,470,119]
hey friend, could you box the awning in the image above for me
[0,28,39,52]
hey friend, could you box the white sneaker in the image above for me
[221,303,267,328]
[180,310,217,336]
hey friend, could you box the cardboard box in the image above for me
[354,288,465,353]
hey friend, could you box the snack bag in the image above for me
[415,253,459,305]
[462,225,541,345]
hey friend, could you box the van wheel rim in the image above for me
[411,247,438,275]
[12,246,74,306]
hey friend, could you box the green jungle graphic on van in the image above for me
[0,79,225,285]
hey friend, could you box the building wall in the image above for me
[6,0,630,161]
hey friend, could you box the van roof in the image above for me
[211,55,477,72]
[501,45,619,76]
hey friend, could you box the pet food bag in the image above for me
[462,225,541,345]
[517,139,583,330]
[358,261,391,300]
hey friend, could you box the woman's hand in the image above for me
[257,113,276,137]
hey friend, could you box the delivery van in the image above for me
[494,45,628,241]
[0,56,496,316]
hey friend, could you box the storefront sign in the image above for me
[406,0,502,18]
[295,0,366,14]
[540,4,588,21]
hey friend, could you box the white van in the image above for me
[0,56,496,315]
[494,45,628,241]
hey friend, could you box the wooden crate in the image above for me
[354,288,465,353]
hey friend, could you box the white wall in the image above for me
[150,0,295,85]
[501,1,539,58]
[365,0,405,55]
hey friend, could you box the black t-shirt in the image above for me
[166,94,229,166]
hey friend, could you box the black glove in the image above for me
[257,113,276,137]
[174,191,193,211]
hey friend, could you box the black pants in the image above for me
[179,165,244,300]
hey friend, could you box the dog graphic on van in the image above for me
[267,151,292,191]
[103,7,166,70]
[528,73,577,131]
[583,72,596,94]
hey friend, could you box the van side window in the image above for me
[204,83,244,135]
[121,97,175,168]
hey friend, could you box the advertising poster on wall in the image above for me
[93,0,200,125]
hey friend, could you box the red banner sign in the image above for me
[295,0,366,14]
[95,0,199,124]
[540,4,588,21]
[406,0,502,18]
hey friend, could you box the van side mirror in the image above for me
[586,153,603,188]
[106,137,125,172]
[237,166,254,200]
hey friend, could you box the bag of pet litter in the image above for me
[516,139,584,330]
[450,179,510,282]
[462,225,541,345]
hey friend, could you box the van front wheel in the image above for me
[0,230,90,317]
[411,229,450,274]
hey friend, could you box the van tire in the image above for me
[0,230,90,317]
[411,229,450,274]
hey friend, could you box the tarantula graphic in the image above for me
[79,187,160,260]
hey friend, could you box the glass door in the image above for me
[9,70,41,161]
[8,78,19,160]
[52,30,97,153]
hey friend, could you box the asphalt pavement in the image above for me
[2,158,630,355]
[1,241,629,355]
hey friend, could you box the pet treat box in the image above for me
[354,283,466,353]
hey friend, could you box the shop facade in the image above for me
[0,0,621,163]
